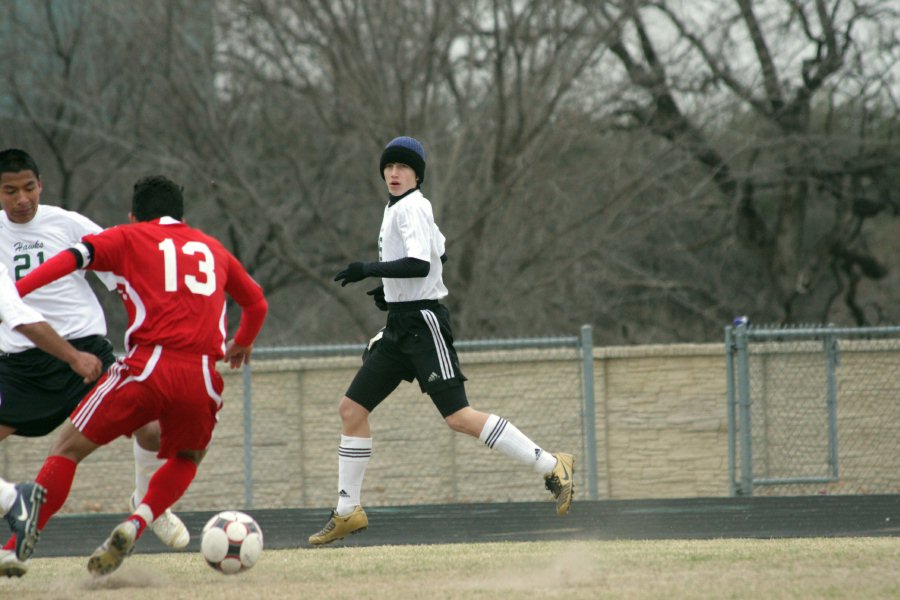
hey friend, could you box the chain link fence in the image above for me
[1,331,595,513]
[726,323,900,496]
[7,322,897,514]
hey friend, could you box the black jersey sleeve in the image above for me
[364,257,430,279]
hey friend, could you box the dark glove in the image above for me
[334,262,367,286]
[366,285,388,311]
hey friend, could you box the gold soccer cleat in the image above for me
[308,506,368,546]
[544,452,575,516]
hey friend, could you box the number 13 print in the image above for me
[158,238,216,296]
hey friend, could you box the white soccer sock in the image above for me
[133,438,165,504]
[479,414,558,475]
[336,435,372,516]
[0,478,15,514]
[133,503,155,525]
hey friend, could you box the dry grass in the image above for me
[3,538,900,600]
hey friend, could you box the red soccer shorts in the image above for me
[71,345,224,457]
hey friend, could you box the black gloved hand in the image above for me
[366,285,388,311]
[334,262,367,286]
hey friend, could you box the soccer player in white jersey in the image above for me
[0,260,101,575]
[0,150,188,576]
[311,136,575,545]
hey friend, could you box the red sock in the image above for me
[36,456,77,530]
[3,455,78,551]
[139,457,197,521]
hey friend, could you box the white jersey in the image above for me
[0,262,43,331]
[0,204,115,352]
[378,189,448,302]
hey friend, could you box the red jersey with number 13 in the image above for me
[82,217,263,359]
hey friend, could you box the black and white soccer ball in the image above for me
[200,510,264,574]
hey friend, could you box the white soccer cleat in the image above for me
[88,519,138,576]
[0,549,28,578]
[130,493,189,550]
[151,508,190,549]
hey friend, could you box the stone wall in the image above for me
[594,345,728,499]
[1,342,736,514]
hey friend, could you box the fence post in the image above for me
[823,333,840,480]
[734,323,753,496]
[580,324,599,501]
[242,361,254,509]
[725,325,737,496]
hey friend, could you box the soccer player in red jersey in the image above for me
[13,175,268,576]
[0,149,189,570]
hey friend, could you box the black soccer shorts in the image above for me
[0,335,115,436]
[346,301,469,418]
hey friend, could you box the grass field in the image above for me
[3,538,899,599]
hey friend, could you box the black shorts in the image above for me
[0,335,116,437]
[346,300,469,418]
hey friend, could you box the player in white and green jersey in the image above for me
[0,258,101,572]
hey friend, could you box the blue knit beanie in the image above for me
[379,136,426,184]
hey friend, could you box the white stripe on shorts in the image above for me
[132,346,162,382]
[71,346,162,432]
[71,360,125,431]
[202,355,223,407]
[421,309,454,380]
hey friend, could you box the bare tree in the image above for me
[0,1,164,220]
[587,0,900,326]
[191,0,649,341]
[5,1,898,347]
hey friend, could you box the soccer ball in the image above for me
[200,510,264,574]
